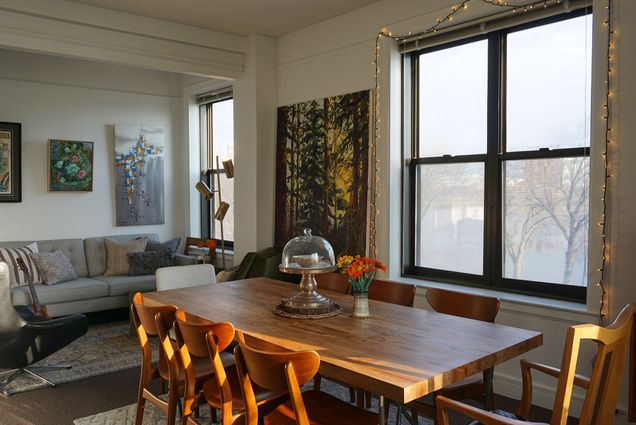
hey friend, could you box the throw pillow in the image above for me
[0,242,43,287]
[216,266,238,283]
[146,237,181,256]
[128,249,175,276]
[30,250,78,285]
[104,237,147,276]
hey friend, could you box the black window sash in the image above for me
[403,9,591,302]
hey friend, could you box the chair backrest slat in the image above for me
[235,338,320,425]
[553,304,634,425]
[426,288,500,323]
[174,309,236,422]
[175,309,234,358]
[132,292,176,336]
[368,279,416,307]
[314,273,350,294]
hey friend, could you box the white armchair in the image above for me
[155,264,216,291]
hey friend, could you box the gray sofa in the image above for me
[2,233,191,317]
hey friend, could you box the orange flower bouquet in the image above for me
[337,255,386,293]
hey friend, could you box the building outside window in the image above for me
[403,9,592,302]
[199,90,234,248]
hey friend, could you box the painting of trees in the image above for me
[275,90,370,257]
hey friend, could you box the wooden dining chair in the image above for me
[311,272,353,398]
[436,303,635,425]
[358,278,417,416]
[314,273,351,294]
[368,278,416,307]
[174,310,287,425]
[406,288,500,423]
[234,335,377,425]
[132,292,213,425]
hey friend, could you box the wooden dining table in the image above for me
[144,277,543,424]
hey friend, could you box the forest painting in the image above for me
[275,90,370,257]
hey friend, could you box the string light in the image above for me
[596,0,614,324]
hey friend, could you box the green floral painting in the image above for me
[48,140,94,192]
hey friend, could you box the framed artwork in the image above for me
[48,140,94,192]
[0,122,21,202]
[275,90,371,257]
[114,124,165,226]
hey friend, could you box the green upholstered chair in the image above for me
[233,247,300,284]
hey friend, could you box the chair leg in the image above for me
[134,377,147,425]
[356,389,365,408]
[313,374,322,391]
[22,368,57,387]
[0,369,22,397]
[348,386,356,403]
[167,382,179,425]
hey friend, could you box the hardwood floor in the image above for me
[0,365,572,425]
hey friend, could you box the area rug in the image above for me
[3,321,151,395]
[74,380,433,425]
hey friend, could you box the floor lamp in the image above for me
[195,156,234,269]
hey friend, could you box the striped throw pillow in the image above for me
[0,242,43,287]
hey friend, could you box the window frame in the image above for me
[403,9,591,302]
[199,96,234,249]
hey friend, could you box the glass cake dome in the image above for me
[280,228,336,273]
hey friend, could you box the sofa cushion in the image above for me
[104,237,147,276]
[0,242,43,286]
[146,237,181,256]
[30,250,77,285]
[92,274,156,297]
[0,239,88,277]
[84,234,158,276]
[11,277,108,305]
[128,249,175,276]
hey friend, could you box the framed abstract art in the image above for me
[0,122,21,202]
[48,139,94,192]
[114,124,165,226]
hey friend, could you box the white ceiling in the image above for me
[68,0,384,37]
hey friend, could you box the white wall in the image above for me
[277,0,636,421]
[0,49,185,242]
[232,34,278,261]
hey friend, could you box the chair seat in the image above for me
[265,389,377,425]
[468,410,545,425]
[158,345,233,382]
[202,365,287,411]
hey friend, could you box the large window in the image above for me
[199,93,234,247]
[404,10,591,301]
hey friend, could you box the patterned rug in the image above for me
[2,321,150,395]
[74,380,433,425]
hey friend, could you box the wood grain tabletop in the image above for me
[144,277,542,403]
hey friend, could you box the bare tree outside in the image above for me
[504,158,589,285]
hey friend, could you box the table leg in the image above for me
[400,405,418,425]
[378,395,385,425]
[484,367,495,410]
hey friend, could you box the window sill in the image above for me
[390,275,597,322]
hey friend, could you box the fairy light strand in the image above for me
[596,0,614,324]
[371,0,611,323]
[369,31,385,258]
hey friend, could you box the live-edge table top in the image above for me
[144,277,542,404]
